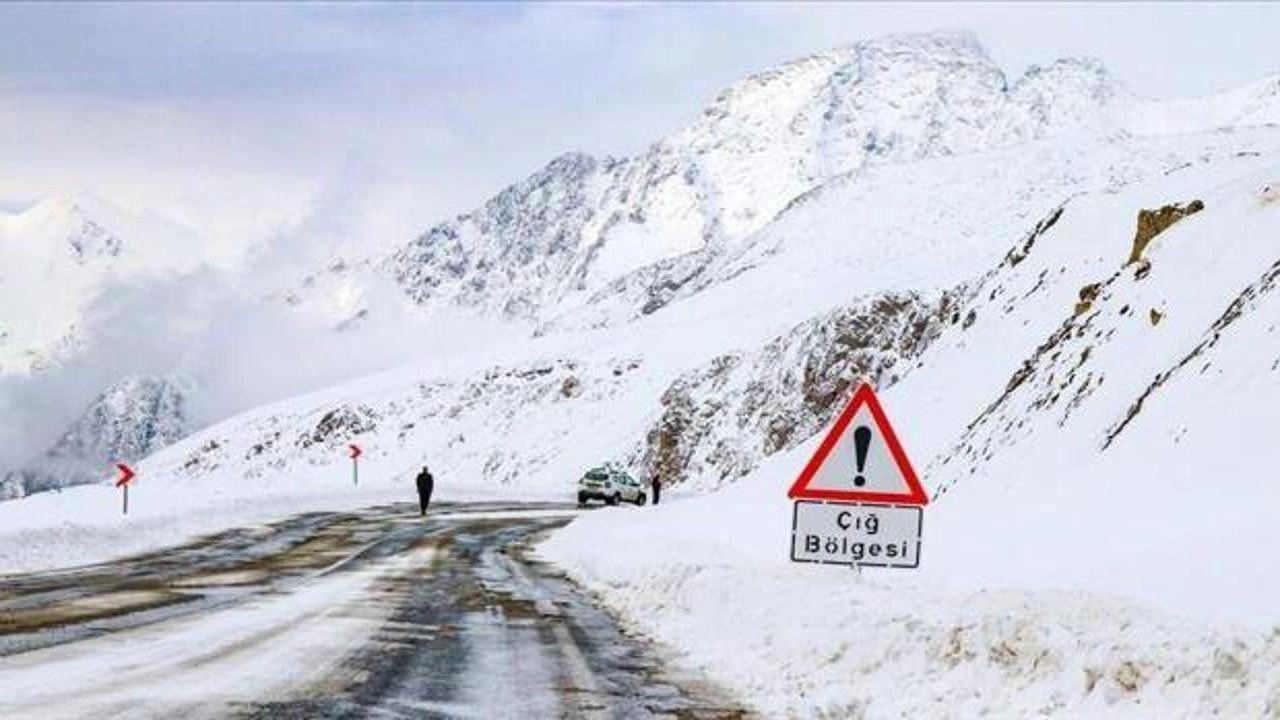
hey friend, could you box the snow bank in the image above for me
[540,446,1280,719]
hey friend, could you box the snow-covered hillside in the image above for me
[542,159,1280,718]
[636,288,961,491]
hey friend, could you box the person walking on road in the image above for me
[650,475,661,506]
[416,465,434,516]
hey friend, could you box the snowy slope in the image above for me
[540,151,1280,717]
[635,289,962,491]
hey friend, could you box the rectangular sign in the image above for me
[790,500,922,568]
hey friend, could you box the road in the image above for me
[0,502,746,719]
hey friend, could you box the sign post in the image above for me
[349,444,362,487]
[114,462,136,516]
[787,383,928,569]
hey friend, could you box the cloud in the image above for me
[3,3,1277,247]
[0,161,504,473]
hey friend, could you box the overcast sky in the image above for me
[2,2,1277,250]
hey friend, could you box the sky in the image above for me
[1,2,1278,252]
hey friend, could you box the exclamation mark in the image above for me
[853,426,871,487]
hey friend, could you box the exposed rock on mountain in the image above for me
[640,289,961,489]
[3,375,188,497]
[1128,199,1205,264]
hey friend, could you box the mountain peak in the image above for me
[846,29,989,60]
[20,192,127,225]
[705,29,999,110]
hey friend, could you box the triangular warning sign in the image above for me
[787,383,928,505]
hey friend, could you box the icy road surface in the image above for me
[0,502,746,719]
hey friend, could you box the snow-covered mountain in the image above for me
[1,375,188,499]
[380,32,1280,338]
[0,195,202,374]
[388,33,1120,323]
[0,31,1274,519]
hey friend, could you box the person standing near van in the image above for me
[416,465,434,516]
[650,475,661,505]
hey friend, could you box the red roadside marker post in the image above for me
[114,463,136,516]
[349,444,362,487]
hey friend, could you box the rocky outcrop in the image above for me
[1128,200,1205,264]
[640,289,962,489]
[302,405,379,450]
[2,375,188,498]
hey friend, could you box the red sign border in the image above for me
[786,383,928,505]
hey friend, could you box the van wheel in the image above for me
[606,494,619,506]
[636,494,647,506]
[578,492,589,506]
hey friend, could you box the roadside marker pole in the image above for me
[348,444,363,488]
[114,463,136,516]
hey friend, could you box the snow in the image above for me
[0,535,429,719]
[4,30,1280,718]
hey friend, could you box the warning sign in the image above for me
[791,500,922,568]
[787,383,928,505]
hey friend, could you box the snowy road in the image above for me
[0,502,746,719]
